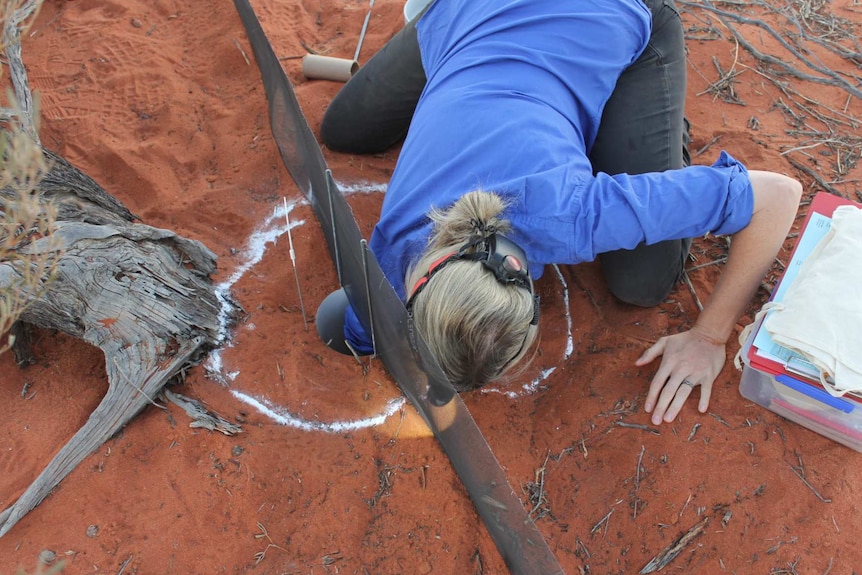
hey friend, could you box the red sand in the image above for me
[2,1,861,573]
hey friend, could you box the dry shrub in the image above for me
[1,0,59,355]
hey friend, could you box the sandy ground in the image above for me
[2,0,862,573]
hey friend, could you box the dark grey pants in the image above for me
[320,0,689,309]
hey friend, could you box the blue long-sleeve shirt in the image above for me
[344,0,754,352]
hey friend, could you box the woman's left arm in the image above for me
[638,170,802,425]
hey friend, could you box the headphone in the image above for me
[405,232,540,326]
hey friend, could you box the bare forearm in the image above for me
[693,170,802,343]
[641,170,802,424]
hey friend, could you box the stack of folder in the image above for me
[739,192,862,451]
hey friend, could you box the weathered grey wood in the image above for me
[0,148,236,537]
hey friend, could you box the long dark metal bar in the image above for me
[231,2,565,572]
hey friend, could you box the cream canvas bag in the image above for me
[759,205,862,397]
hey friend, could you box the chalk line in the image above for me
[230,389,406,433]
[481,264,574,399]
[206,181,574,429]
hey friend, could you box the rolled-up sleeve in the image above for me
[518,151,754,265]
[704,150,755,236]
[590,151,754,255]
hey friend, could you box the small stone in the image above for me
[231,445,244,457]
[38,549,56,564]
[86,524,99,538]
[131,18,143,28]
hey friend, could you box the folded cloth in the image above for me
[762,205,862,396]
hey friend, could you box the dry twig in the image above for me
[788,461,832,503]
[525,450,553,520]
[590,506,616,538]
[640,516,710,574]
[632,445,646,519]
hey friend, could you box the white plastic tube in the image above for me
[302,55,359,82]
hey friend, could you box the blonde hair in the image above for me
[406,190,539,391]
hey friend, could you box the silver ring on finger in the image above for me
[682,379,696,388]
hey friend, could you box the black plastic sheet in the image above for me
[232,1,565,572]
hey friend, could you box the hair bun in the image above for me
[470,218,497,238]
[428,190,510,249]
